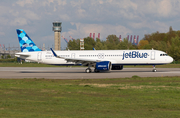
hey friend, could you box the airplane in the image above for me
[15,29,174,73]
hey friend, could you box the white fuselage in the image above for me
[15,50,173,66]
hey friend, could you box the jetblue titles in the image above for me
[98,65,107,67]
[122,51,148,60]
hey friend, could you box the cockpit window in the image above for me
[160,53,168,56]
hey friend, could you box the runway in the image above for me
[0,67,180,79]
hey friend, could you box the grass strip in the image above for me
[0,77,180,118]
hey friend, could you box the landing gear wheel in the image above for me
[152,69,157,72]
[85,68,91,73]
[152,65,157,72]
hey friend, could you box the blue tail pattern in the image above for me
[16,29,41,52]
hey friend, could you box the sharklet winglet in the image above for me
[50,48,65,59]
[50,48,57,57]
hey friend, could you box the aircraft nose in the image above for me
[169,56,174,63]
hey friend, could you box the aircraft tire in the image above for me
[85,68,91,73]
[152,69,157,72]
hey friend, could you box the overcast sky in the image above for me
[0,0,180,49]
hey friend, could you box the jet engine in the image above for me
[95,61,111,71]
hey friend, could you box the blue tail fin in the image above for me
[16,29,41,52]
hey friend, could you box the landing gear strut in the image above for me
[152,65,157,72]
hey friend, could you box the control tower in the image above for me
[52,21,62,50]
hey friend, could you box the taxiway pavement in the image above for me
[0,67,180,79]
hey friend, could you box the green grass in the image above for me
[0,77,180,118]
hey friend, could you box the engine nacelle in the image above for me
[111,64,123,70]
[95,61,111,71]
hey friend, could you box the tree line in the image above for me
[67,26,180,61]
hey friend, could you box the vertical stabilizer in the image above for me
[16,29,41,52]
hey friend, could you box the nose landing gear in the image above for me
[152,65,157,72]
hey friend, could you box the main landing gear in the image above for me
[85,64,92,73]
[85,68,92,73]
[152,65,157,72]
[85,68,100,73]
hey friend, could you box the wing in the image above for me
[50,48,101,66]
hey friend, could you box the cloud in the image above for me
[16,0,34,7]
[129,20,169,32]
[59,14,70,21]
[158,0,172,17]
[62,22,132,40]
[1,0,180,47]
[0,32,5,36]
[137,0,179,18]
[23,10,40,20]
[10,17,27,26]
[41,35,54,42]
[0,6,9,16]
[7,10,40,26]
[77,8,86,18]
[70,1,84,7]
[99,0,103,4]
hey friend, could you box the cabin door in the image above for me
[71,53,75,58]
[37,52,42,62]
[151,51,155,60]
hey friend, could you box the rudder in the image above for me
[16,29,41,52]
